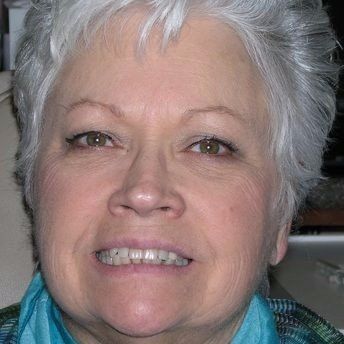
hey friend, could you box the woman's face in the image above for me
[35,17,288,343]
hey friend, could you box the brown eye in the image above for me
[199,139,220,154]
[66,131,114,148]
[190,138,234,155]
[86,132,108,146]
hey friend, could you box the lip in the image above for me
[94,237,193,260]
[93,256,193,275]
[91,237,194,276]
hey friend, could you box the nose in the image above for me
[108,150,185,218]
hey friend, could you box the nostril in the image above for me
[119,205,170,212]
[108,181,185,218]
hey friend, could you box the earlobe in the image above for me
[269,222,291,266]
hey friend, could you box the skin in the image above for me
[35,15,289,344]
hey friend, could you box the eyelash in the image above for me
[65,131,238,157]
[65,131,116,148]
[189,136,238,156]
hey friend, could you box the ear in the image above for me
[269,222,291,266]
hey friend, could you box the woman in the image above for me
[1,0,343,343]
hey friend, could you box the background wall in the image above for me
[0,71,33,308]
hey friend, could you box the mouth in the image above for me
[96,248,190,267]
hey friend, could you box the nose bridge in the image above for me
[108,144,185,218]
[126,146,167,196]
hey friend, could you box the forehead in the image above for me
[52,16,268,134]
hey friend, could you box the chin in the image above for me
[94,291,184,338]
[112,318,175,338]
[103,304,181,338]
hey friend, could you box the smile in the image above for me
[96,248,190,266]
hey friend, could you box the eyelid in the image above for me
[189,136,239,154]
[65,130,116,147]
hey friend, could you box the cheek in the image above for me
[36,152,111,221]
[198,169,274,244]
[194,171,274,295]
[184,173,273,327]
[34,155,116,312]
[34,154,108,270]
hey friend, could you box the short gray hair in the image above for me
[14,0,339,225]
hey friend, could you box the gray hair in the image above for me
[14,0,339,225]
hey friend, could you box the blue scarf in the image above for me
[18,273,76,343]
[18,273,279,343]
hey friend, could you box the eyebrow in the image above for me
[182,105,247,124]
[63,100,247,123]
[63,98,125,118]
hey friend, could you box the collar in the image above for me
[18,272,76,343]
[232,293,279,343]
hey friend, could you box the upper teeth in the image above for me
[96,248,189,266]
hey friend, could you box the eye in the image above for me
[65,131,114,148]
[190,137,237,156]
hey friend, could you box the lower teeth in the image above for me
[96,253,189,267]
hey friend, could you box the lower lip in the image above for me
[91,254,193,277]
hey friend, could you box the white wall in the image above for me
[0,71,33,308]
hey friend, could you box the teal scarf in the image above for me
[18,273,76,343]
[18,273,279,343]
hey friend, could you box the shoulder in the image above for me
[0,303,20,343]
[267,298,344,344]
